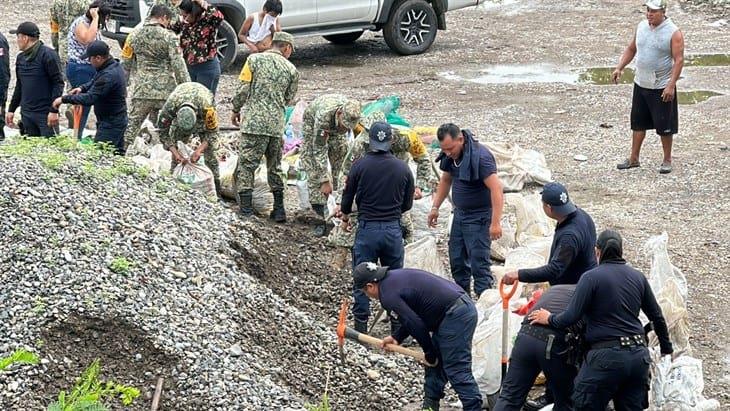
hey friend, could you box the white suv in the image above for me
[104,0,483,69]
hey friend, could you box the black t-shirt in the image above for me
[440,143,497,211]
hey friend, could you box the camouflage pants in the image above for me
[169,136,220,182]
[235,133,284,192]
[300,132,348,206]
[124,98,164,150]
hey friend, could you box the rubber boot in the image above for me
[269,189,286,223]
[238,190,254,218]
[354,319,367,334]
[422,397,440,411]
[312,204,328,237]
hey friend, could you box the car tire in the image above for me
[383,0,438,55]
[216,20,238,70]
[323,31,364,45]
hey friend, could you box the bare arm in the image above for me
[662,30,685,102]
[484,173,503,239]
[74,11,100,44]
[612,32,637,83]
[238,15,254,43]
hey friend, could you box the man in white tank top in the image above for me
[611,0,684,174]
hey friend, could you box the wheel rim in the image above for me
[216,34,228,60]
[399,8,431,46]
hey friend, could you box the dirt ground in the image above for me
[3,0,729,407]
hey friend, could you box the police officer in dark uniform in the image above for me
[503,181,597,410]
[529,229,673,411]
[339,121,415,333]
[494,284,579,411]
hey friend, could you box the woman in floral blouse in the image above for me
[172,0,224,95]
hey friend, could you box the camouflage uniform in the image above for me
[50,0,88,64]
[121,22,190,150]
[154,0,181,23]
[328,111,437,247]
[157,82,220,181]
[300,94,361,206]
[232,48,299,191]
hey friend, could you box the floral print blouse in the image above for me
[171,4,224,66]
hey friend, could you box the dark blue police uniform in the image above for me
[341,122,414,330]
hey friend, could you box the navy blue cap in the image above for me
[541,182,576,216]
[10,22,40,38]
[368,121,393,152]
[80,40,110,60]
[353,262,389,289]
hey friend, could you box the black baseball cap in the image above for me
[368,121,393,152]
[541,182,577,216]
[10,22,40,38]
[353,262,389,289]
[80,40,110,60]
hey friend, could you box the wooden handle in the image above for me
[347,328,426,362]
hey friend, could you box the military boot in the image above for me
[312,204,328,237]
[238,190,254,218]
[269,189,286,223]
[422,397,440,411]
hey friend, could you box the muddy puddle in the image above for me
[440,62,725,104]
[686,53,730,66]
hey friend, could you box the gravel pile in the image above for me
[0,137,423,410]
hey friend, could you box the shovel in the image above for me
[72,105,83,141]
[499,278,519,381]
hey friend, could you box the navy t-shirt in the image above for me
[439,143,497,211]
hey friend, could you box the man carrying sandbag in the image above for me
[157,81,221,195]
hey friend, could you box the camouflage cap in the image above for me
[360,111,387,130]
[173,106,197,134]
[273,31,295,50]
[339,100,361,130]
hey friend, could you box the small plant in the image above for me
[304,367,331,411]
[33,296,47,315]
[0,349,40,371]
[108,257,132,275]
[38,152,68,170]
[47,359,140,411]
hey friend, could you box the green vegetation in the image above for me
[685,53,730,67]
[47,359,140,411]
[0,349,40,372]
[108,257,132,275]
[304,368,331,411]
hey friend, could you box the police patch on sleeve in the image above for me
[120,39,134,60]
[204,107,218,130]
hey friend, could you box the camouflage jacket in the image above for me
[232,49,299,138]
[121,22,190,101]
[50,0,88,63]
[157,82,219,148]
[303,94,353,143]
[153,0,181,22]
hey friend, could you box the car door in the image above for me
[244,0,317,30]
[316,0,374,25]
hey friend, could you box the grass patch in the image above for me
[47,359,140,411]
[0,349,40,372]
[108,257,132,275]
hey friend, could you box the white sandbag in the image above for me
[521,235,553,261]
[253,163,273,214]
[505,193,555,241]
[131,143,172,176]
[404,237,448,279]
[644,232,691,354]
[482,141,552,192]
[410,195,453,241]
[650,351,720,411]
[491,218,516,261]
[218,149,238,200]
[126,136,150,157]
[173,151,216,197]
[472,286,525,396]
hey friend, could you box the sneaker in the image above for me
[617,159,640,170]
[659,162,672,174]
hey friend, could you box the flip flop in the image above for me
[617,159,641,170]
[659,162,672,174]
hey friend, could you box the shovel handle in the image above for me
[499,279,519,309]
[344,327,427,363]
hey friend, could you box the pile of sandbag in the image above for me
[128,137,172,176]
[482,141,552,192]
[172,141,216,197]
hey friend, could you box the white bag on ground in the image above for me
[173,142,215,196]
[482,141,552,192]
[218,149,239,200]
[505,193,555,241]
[644,232,691,354]
[472,286,525,396]
[650,350,720,410]
[491,218,516,261]
[252,162,274,214]
[410,195,452,241]
[404,237,447,278]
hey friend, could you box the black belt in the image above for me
[591,335,646,350]
[519,324,563,360]
[445,294,468,315]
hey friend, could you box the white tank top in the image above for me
[635,17,678,89]
[247,13,277,43]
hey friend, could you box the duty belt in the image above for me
[591,334,646,350]
[519,324,563,360]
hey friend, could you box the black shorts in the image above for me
[630,83,678,135]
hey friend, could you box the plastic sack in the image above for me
[126,136,150,157]
[361,96,410,127]
[482,142,552,192]
[505,193,555,241]
[650,350,720,410]
[131,143,171,176]
[404,237,448,279]
[472,287,525,396]
[491,217,516,261]
[409,195,452,242]
[644,232,691,354]
[218,149,239,200]
[252,163,273,214]
[173,142,215,196]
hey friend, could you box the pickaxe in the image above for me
[336,298,428,365]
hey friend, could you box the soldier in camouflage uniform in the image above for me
[121,4,190,151]
[231,31,298,222]
[158,82,221,193]
[300,94,361,236]
[50,0,88,64]
[328,111,437,248]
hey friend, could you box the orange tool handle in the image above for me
[499,279,519,309]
